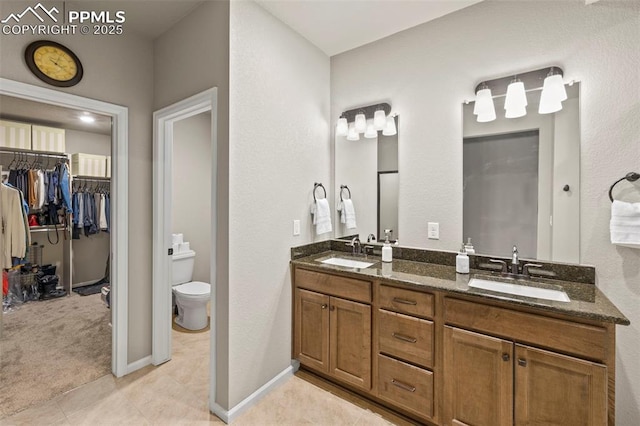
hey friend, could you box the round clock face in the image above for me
[25,41,83,87]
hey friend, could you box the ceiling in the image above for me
[0,0,483,133]
[256,0,484,56]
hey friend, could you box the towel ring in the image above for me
[609,172,640,202]
[313,182,326,202]
[340,185,351,201]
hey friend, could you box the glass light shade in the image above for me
[354,113,366,133]
[346,123,360,141]
[373,109,386,130]
[336,117,348,136]
[543,73,567,103]
[474,88,496,122]
[474,88,495,117]
[505,81,527,110]
[364,121,377,139]
[505,104,527,118]
[382,116,397,136]
[538,89,563,114]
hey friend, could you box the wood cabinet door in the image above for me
[444,326,513,426]
[514,344,607,426]
[330,297,372,390]
[294,289,330,373]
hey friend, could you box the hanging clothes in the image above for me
[1,183,30,269]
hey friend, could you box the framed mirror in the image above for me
[335,116,399,243]
[463,83,580,263]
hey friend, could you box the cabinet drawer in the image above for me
[295,268,371,303]
[379,285,433,318]
[377,354,433,420]
[444,298,608,361]
[378,310,433,368]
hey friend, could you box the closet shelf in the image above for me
[73,175,111,181]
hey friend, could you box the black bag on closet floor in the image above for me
[38,275,59,295]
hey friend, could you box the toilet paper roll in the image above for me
[179,242,190,252]
[172,243,180,254]
[172,233,183,245]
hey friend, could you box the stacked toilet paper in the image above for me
[172,233,191,254]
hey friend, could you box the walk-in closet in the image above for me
[0,95,113,417]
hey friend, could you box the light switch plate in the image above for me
[293,220,300,236]
[428,222,439,240]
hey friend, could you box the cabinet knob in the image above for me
[330,305,335,311]
[502,353,510,362]
[518,358,527,367]
[321,304,327,309]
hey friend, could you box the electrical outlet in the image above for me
[428,222,439,240]
[293,220,300,236]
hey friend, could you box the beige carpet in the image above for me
[0,293,111,419]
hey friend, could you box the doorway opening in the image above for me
[152,89,217,399]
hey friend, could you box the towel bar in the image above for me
[609,172,640,202]
[340,185,351,201]
[313,182,326,202]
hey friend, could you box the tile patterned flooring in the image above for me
[1,328,400,425]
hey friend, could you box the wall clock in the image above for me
[24,40,83,87]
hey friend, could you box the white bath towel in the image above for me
[312,198,332,235]
[341,199,357,229]
[610,200,640,249]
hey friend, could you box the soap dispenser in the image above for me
[464,237,475,255]
[382,229,393,263]
[456,244,469,274]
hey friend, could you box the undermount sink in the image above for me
[319,257,375,269]
[468,277,570,302]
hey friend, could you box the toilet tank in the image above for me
[172,250,196,285]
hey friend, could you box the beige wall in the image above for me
[172,112,211,284]
[331,1,640,422]
[229,0,330,408]
[153,0,231,409]
[0,4,155,362]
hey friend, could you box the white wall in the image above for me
[229,0,330,408]
[0,6,155,363]
[172,112,211,283]
[331,0,640,422]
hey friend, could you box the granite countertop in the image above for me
[291,250,629,325]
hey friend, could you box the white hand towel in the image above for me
[342,199,357,229]
[610,200,640,248]
[312,198,332,235]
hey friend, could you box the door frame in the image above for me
[0,78,129,377]
[152,88,217,367]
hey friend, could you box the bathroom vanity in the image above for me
[291,245,628,426]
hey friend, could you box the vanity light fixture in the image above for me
[346,123,360,141]
[504,78,527,118]
[473,66,568,121]
[473,83,496,122]
[79,112,95,123]
[538,67,568,114]
[336,115,348,136]
[364,120,378,139]
[382,114,397,136]
[354,111,367,133]
[336,102,393,139]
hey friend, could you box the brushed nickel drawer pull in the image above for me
[518,358,527,367]
[392,297,417,305]
[391,379,416,393]
[392,332,417,343]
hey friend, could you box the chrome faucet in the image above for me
[511,245,519,274]
[367,233,376,243]
[347,237,361,256]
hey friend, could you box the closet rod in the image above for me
[73,175,111,182]
[0,147,69,160]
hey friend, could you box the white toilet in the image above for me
[172,249,211,331]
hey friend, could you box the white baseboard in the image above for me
[126,355,152,375]
[210,364,295,424]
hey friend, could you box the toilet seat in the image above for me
[174,281,210,298]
